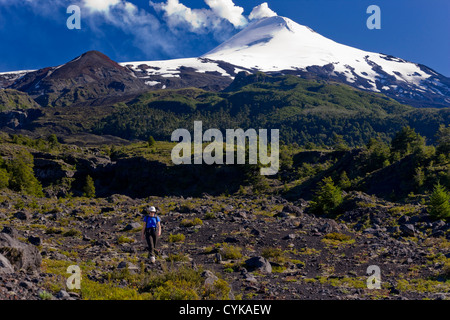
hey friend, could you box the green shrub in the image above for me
[0,168,9,189]
[323,232,353,242]
[152,280,199,300]
[204,211,216,220]
[428,183,450,221]
[180,218,203,227]
[168,233,186,243]
[63,228,82,237]
[7,151,43,197]
[261,247,286,263]
[322,232,355,246]
[310,177,343,216]
[338,171,351,190]
[203,278,232,300]
[148,136,156,148]
[390,126,425,157]
[436,124,450,156]
[45,227,64,235]
[220,244,242,260]
[83,175,96,198]
[117,235,135,244]
[38,290,53,300]
[166,253,190,262]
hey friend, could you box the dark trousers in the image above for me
[145,228,158,256]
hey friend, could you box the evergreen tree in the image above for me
[332,133,349,151]
[338,171,351,190]
[0,168,9,189]
[390,126,425,157]
[436,124,450,156]
[47,134,59,147]
[148,136,156,148]
[83,175,96,198]
[310,176,343,216]
[428,183,450,221]
[8,151,43,197]
[365,138,391,171]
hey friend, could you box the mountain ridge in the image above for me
[0,16,449,108]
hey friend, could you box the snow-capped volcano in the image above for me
[1,16,449,108]
[122,16,449,107]
[204,16,426,86]
[203,16,449,107]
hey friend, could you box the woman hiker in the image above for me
[141,206,161,263]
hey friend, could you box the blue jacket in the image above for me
[143,215,160,229]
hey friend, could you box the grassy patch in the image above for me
[321,232,355,247]
[168,233,186,243]
[220,243,243,260]
[117,235,135,244]
[63,228,82,237]
[181,218,203,227]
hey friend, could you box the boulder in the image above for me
[0,232,41,273]
[282,204,303,216]
[201,270,219,287]
[1,226,19,239]
[28,236,41,246]
[56,290,71,300]
[123,222,142,231]
[14,210,31,221]
[0,253,14,274]
[241,268,258,283]
[274,211,291,218]
[400,224,415,237]
[245,256,272,274]
[320,221,339,233]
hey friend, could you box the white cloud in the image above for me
[150,0,248,32]
[204,0,247,28]
[150,0,212,31]
[83,0,121,12]
[0,0,280,59]
[249,2,277,20]
[81,0,178,56]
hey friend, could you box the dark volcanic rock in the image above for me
[400,224,416,237]
[245,256,272,274]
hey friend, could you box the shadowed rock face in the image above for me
[9,51,150,107]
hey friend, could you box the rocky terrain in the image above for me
[0,190,449,300]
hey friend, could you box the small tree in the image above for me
[436,124,450,156]
[390,126,425,157]
[8,151,43,197]
[428,183,450,221]
[148,136,156,148]
[332,133,349,151]
[47,134,59,147]
[83,175,96,198]
[0,168,9,189]
[310,176,343,216]
[338,171,351,190]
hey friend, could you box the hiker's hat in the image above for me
[148,206,156,212]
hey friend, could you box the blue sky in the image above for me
[0,0,449,76]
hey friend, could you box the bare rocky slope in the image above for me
[0,190,449,300]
